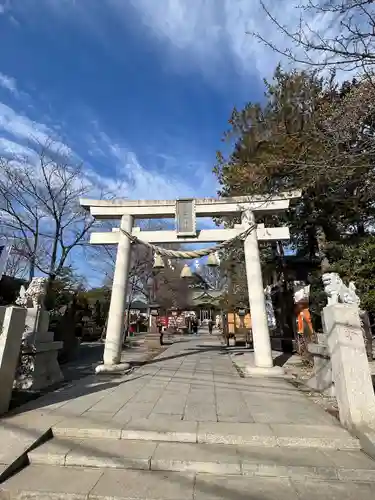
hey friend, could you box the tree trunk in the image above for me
[316,226,330,273]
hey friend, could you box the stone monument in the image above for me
[13,277,64,391]
[0,306,27,414]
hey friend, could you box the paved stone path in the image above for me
[2,332,375,499]
[75,334,341,426]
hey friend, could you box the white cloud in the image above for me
[0,137,38,159]
[123,0,339,79]
[0,102,72,155]
[0,72,18,95]
[85,133,218,201]
[15,0,343,82]
[0,100,217,203]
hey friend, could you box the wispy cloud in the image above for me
[11,0,341,82]
[127,0,340,78]
[0,99,217,202]
[85,129,218,200]
[0,102,72,155]
[0,3,7,15]
[0,137,38,159]
[0,72,18,95]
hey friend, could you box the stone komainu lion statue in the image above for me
[322,272,360,306]
[15,277,48,308]
[322,272,373,360]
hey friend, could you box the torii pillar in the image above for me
[96,215,133,373]
[242,209,283,376]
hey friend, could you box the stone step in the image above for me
[3,465,375,500]
[27,436,375,481]
[51,417,361,450]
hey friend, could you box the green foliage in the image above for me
[45,266,86,311]
[214,65,375,317]
[218,242,248,311]
[215,68,375,249]
[329,237,375,313]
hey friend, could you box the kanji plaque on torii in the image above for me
[175,198,196,237]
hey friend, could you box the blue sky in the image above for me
[0,0,309,201]
[0,0,323,285]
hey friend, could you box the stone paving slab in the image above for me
[52,416,124,439]
[28,437,375,482]
[28,437,82,466]
[197,422,276,446]
[29,437,158,471]
[90,468,195,500]
[50,417,362,450]
[121,418,198,443]
[194,474,298,500]
[0,464,103,500]
[292,479,375,500]
[238,446,357,481]
[28,436,375,484]
[152,442,241,475]
[271,423,360,449]
[3,465,375,500]
[0,411,66,483]
[65,440,157,470]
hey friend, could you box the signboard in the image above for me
[175,199,196,237]
[0,238,12,280]
[159,316,168,327]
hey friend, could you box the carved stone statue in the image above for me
[15,285,27,308]
[15,277,48,309]
[322,272,360,306]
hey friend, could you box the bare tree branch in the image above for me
[254,0,375,74]
[0,139,100,283]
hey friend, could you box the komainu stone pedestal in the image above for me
[16,339,64,391]
[322,303,375,430]
[13,307,63,391]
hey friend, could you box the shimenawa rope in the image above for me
[119,223,256,259]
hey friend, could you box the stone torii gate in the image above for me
[80,192,300,376]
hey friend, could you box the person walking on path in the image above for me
[192,317,199,335]
[208,318,214,334]
[157,320,164,345]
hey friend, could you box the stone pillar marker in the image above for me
[0,307,27,415]
[323,303,375,430]
[242,210,283,375]
[99,214,133,372]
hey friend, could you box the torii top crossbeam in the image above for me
[79,191,300,219]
